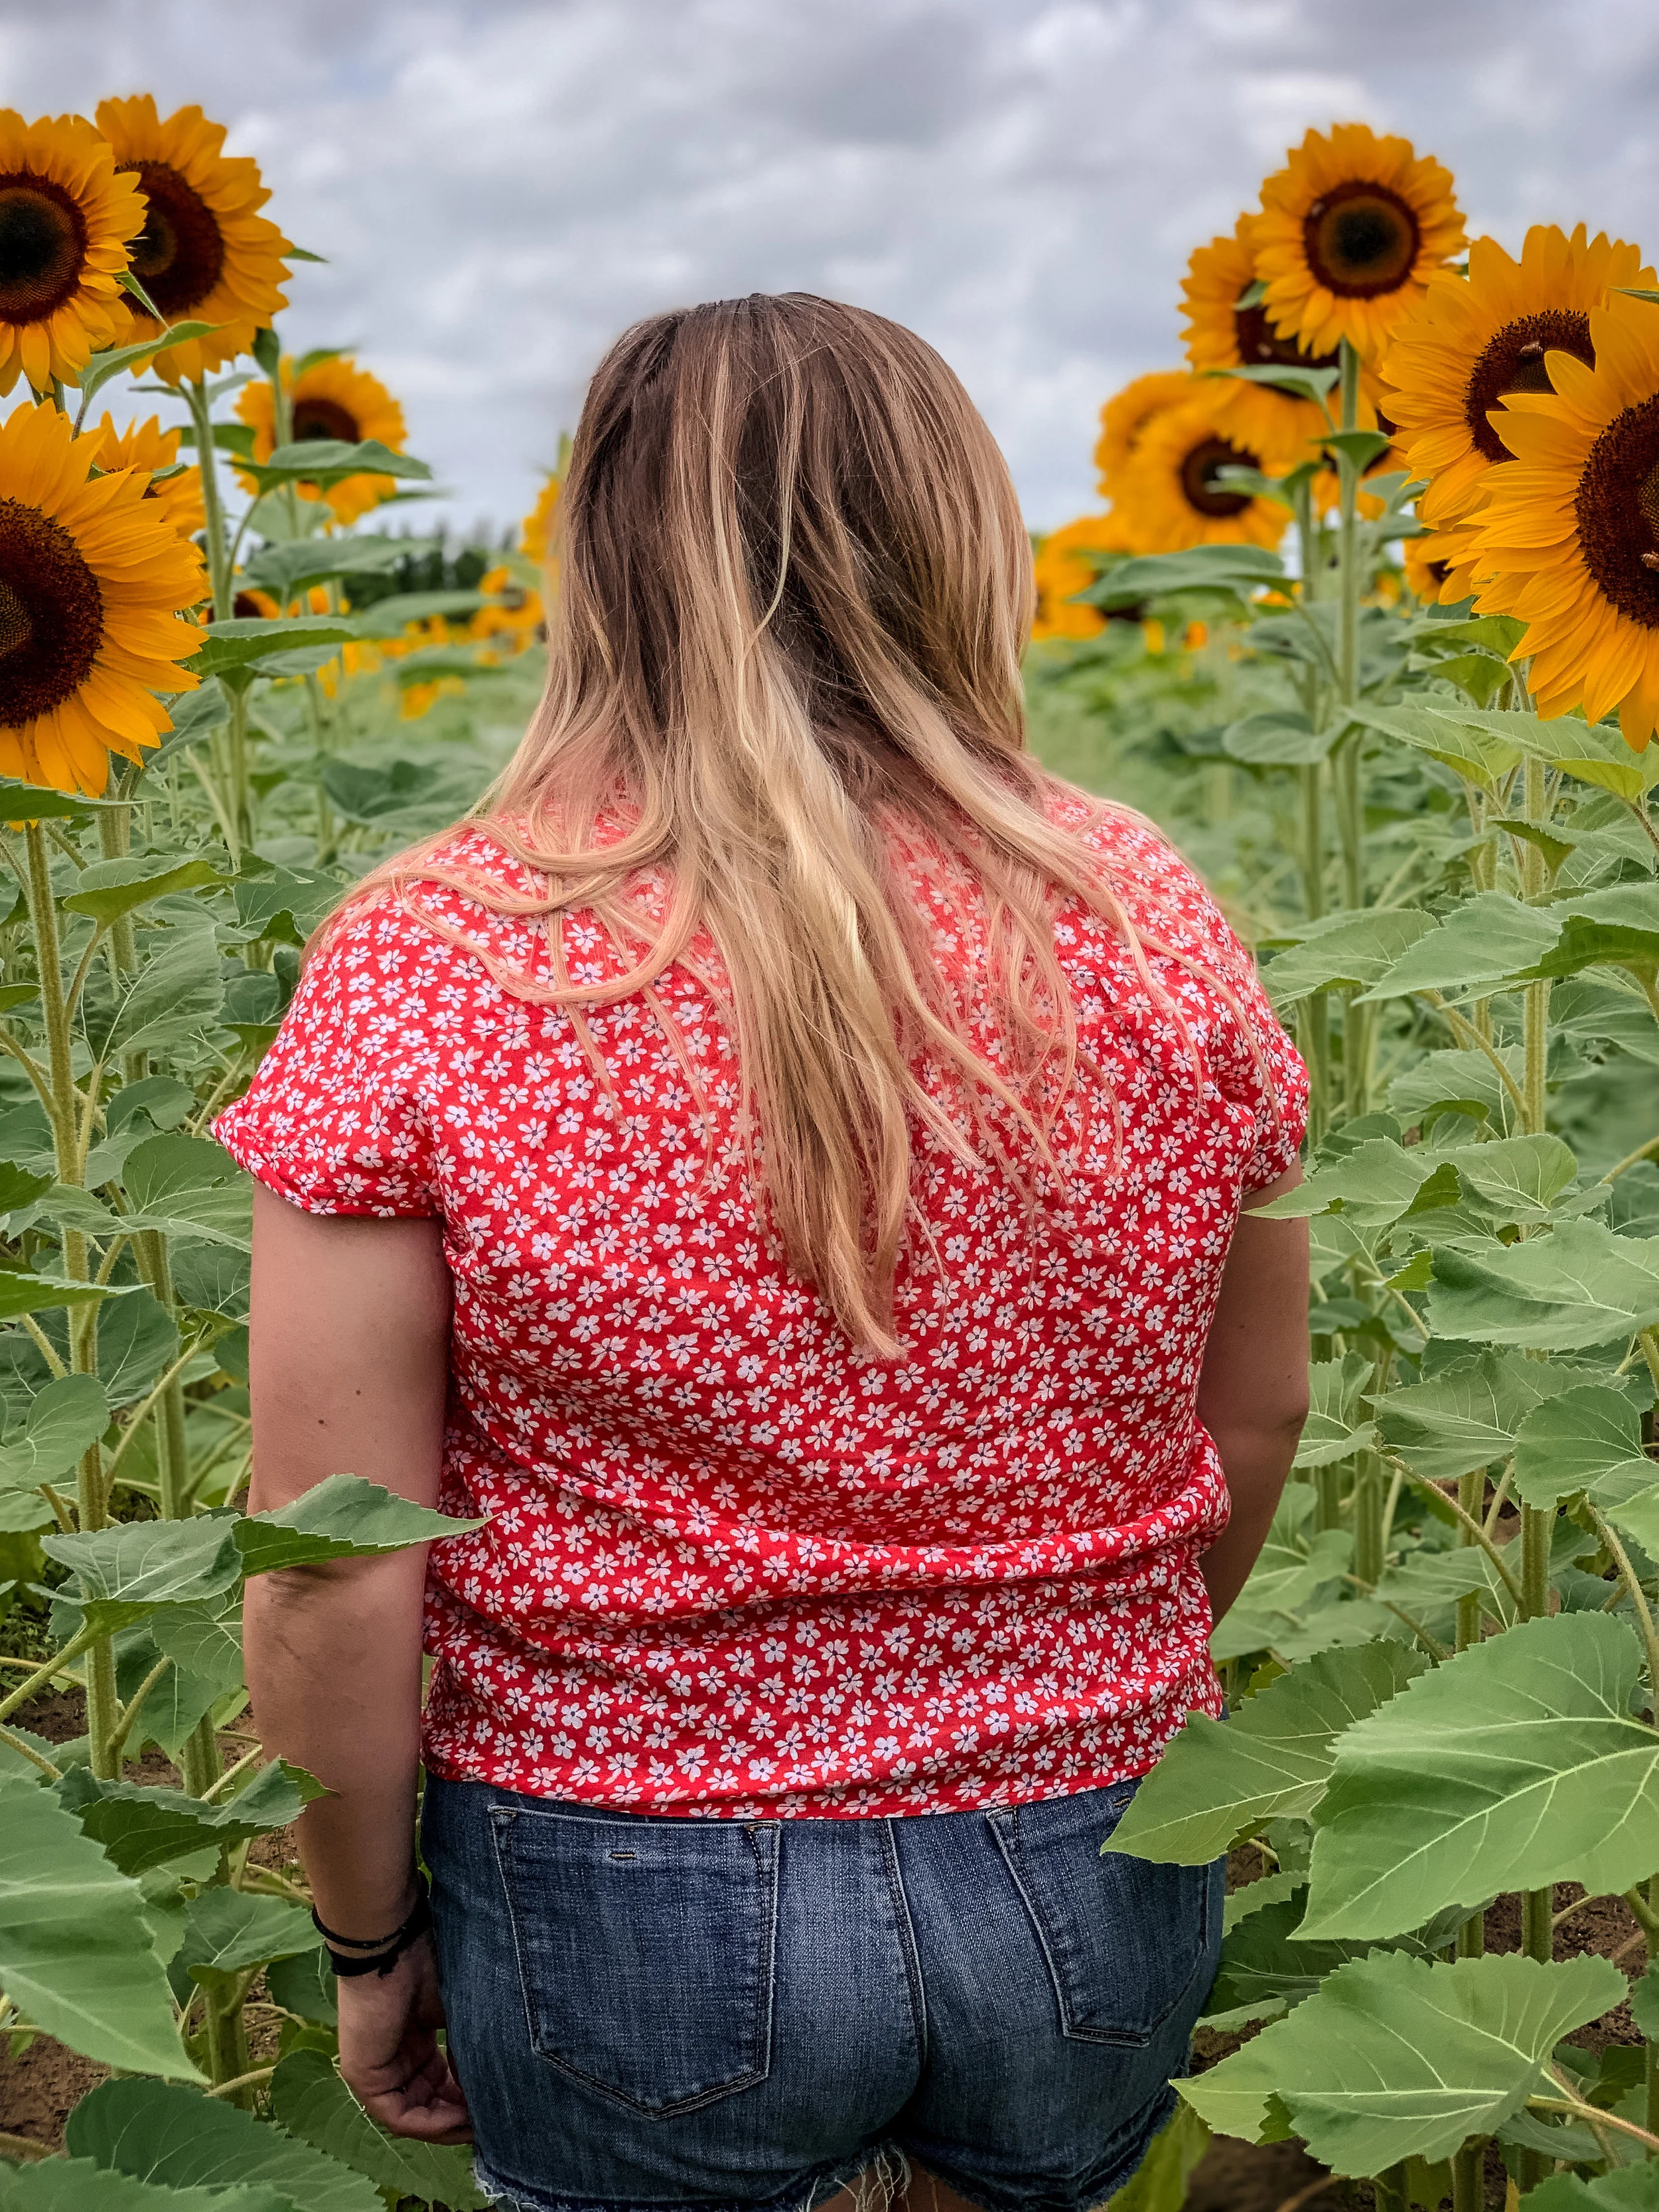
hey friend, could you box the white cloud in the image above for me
[4,0,1654,532]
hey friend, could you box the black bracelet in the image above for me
[313,1872,431,1977]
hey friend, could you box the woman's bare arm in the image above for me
[1194,1167,1311,1622]
[243,1185,467,2138]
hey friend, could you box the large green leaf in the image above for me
[1430,1221,1659,1349]
[62,856,226,927]
[234,1473,484,1576]
[1358,892,1563,1003]
[0,1373,110,1490]
[1350,702,1524,791]
[177,1887,324,1986]
[240,534,407,601]
[43,1514,242,1633]
[269,2048,488,2207]
[1449,1134,1579,1221]
[0,1272,133,1324]
[1105,1639,1426,1864]
[1529,885,1659,982]
[1512,1385,1657,1510]
[1179,1951,1624,2173]
[89,924,224,1061]
[65,2078,379,2212]
[1377,1350,1574,1481]
[1254,1139,1441,1228]
[1293,1354,1377,1469]
[233,437,431,492]
[1301,1612,1659,1937]
[96,1290,181,1409]
[1603,1483,1659,1562]
[1085,543,1285,611]
[0,1774,196,2078]
[1262,910,1437,1005]
[56,1759,326,1876]
[120,1134,254,1250]
[232,865,344,946]
[1522,2173,1659,2212]
[0,2161,295,2212]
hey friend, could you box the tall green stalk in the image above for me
[21,824,117,1777]
[1290,475,1331,1145]
[186,378,234,624]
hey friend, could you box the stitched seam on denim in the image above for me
[984,1806,1075,2039]
[879,1816,929,2070]
[488,1801,770,2114]
[743,1821,780,2089]
[486,1807,545,2066]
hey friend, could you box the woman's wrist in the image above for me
[313,1869,431,1977]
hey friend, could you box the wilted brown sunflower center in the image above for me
[1232,303,1340,374]
[0,497,105,726]
[1574,395,1659,627]
[292,397,361,444]
[1180,436,1256,517]
[0,175,89,325]
[1303,182,1419,299]
[126,162,226,318]
[1465,310,1596,463]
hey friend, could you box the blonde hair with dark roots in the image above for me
[348,293,1233,1353]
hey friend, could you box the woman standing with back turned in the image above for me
[224,293,1311,2212]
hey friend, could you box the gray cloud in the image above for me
[4,0,1655,532]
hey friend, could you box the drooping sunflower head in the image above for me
[95,96,291,382]
[0,400,204,793]
[1381,224,1656,529]
[1181,217,1337,465]
[83,411,205,541]
[0,110,147,397]
[1030,514,1134,642]
[236,353,407,522]
[1471,291,1659,748]
[1093,371,1196,500]
[1250,123,1465,362]
[1114,394,1294,554]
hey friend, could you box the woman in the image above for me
[226,293,1310,2212]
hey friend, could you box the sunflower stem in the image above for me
[1290,476,1331,1140]
[186,377,234,623]
[22,823,117,1777]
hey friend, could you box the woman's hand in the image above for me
[336,1931,472,2142]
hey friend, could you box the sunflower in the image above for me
[0,400,203,792]
[0,111,147,396]
[1114,394,1294,554]
[1402,520,1481,605]
[1031,514,1134,642]
[236,353,407,523]
[1093,372,1196,500]
[521,472,561,567]
[1181,215,1338,457]
[1250,123,1465,363]
[471,565,543,660]
[84,411,204,540]
[1469,291,1659,748]
[94,98,289,383]
[1381,225,1654,534]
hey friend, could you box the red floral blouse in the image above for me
[216,790,1307,1817]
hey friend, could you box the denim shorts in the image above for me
[421,1775,1223,2212]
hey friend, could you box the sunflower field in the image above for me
[1,87,1658,2212]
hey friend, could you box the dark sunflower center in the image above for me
[126,162,225,318]
[230,592,267,619]
[0,496,105,727]
[1573,394,1659,628]
[1464,309,1597,462]
[291,397,361,444]
[1232,303,1340,373]
[1303,181,1420,299]
[1180,436,1256,517]
[0,175,89,325]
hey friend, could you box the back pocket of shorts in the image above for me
[490,1805,779,2116]
[987,1785,1218,2047]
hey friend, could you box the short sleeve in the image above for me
[1075,800,1309,1194]
[214,897,443,1217]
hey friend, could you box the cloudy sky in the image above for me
[7,0,1658,534]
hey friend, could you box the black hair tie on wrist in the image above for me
[312,1871,431,1978]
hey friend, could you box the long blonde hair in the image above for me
[356,293,1210,1353]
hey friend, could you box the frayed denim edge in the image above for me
[472,2142,902,2212]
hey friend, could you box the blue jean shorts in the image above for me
[421,1775,1223,2212]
